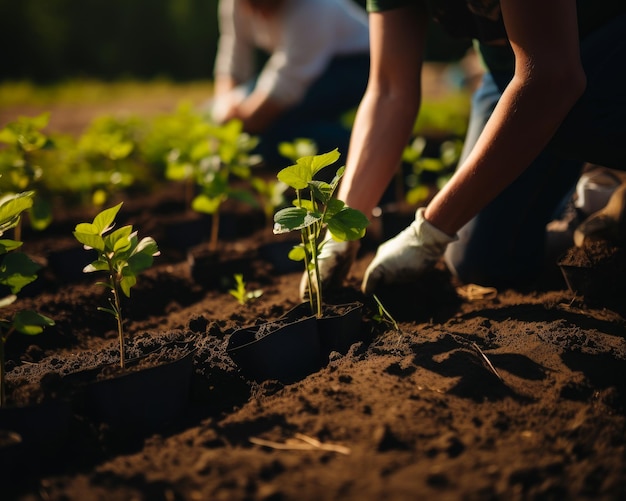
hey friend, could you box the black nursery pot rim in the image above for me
[227,314,315,352]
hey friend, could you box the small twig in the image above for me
[470,341,503,381]
[249,433,351,455]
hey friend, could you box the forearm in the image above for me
[234,91,287,134]
[425,73,585,235]
[338,88,419,218]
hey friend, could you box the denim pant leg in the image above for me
[444,73,585,288]
[256,54,369,168]
[549,12,626,169]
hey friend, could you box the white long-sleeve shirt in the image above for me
[214,0,370,107]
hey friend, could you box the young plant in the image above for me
[228,273,263,305]
[278,138,318,163]
[402,136,462,205]
[73,202,160,368]
[0,113,55,238]
[187,119,260,252]
[372,294,400,332]
[0,191,55,407]
[250,176,289,230]
[273,149,369,317]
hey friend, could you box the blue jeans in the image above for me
[445,12,626,287]
[253,53,369,169]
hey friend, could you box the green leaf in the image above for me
[323,198,345,221]
[0,191,34,235]
[29,197,53,231]
[107,225,133,253]
[0,252,41,293]
[0,239,23,255]
[191,193,223,214]
[273,206,320,233]
[326,207,369,242]
[288,245,306,261]
[0,294,17,308]
[277,163,312,190]
[299,149,341,177]
[309,180,334,205]
[73,231,105,251]
[13,310,55,335]
[92,202,123,234]
[120,269,137,297]
[84,258,109,273]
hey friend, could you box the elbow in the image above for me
[550,60,587,106]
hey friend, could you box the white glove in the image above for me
[362,207,457,294]
[574,183,626,246]
[299,232,360,300]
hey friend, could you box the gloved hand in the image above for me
[574,183,626,246]
[361,207,457,294]
[299,232,360,301]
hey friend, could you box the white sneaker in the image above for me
[299,234,360,300]
[362,208,457,294]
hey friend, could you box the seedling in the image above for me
[228,274,263,305]
[0,113,54,237]
[372,294,400,332]
[278,138,318,163]
[401,136,462,205]
[0,191,55,407]
[188,119,260,252]
[73,202,160,368]
[273,149,369,317]
[250,176,288,230]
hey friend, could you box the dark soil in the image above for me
[0,178,624,501]
[1,97,625,500]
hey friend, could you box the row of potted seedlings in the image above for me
[0,149,371,475]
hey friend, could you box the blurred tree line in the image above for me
[0,0,470,83]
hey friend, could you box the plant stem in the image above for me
[209,211,220,252]
[107,259,126,369]
[311,225,323,318]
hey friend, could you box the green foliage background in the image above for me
[1,0,470,83]
[0,0,220,82]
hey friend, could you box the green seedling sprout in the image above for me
[73,202,160,368]
[372,294,400,332]
[278,138,318,163]
[402,136,462,205]
[0,113,55,238]
[273,149,369,318]
[0,191,55,407]
[228,273,263,305]
[189,119,260,252]
[250,176,289,230]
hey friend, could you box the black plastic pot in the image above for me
[284,302,364,363]
[187,245,254,290]
[227,314,321,384]
[69,344,196,432]
[317,302,364,362]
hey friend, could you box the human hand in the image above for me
[211,87,247,124]
[361,207,457,294]
[299,233,360,301]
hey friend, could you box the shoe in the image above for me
[361,207,457,294]
[574,182,626,247]
[299,234,360,301]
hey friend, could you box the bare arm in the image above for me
[227,91,287,134]
[425,0,586,235]
[337,5,430,218]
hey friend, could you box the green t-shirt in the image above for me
[366,0,625,73]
